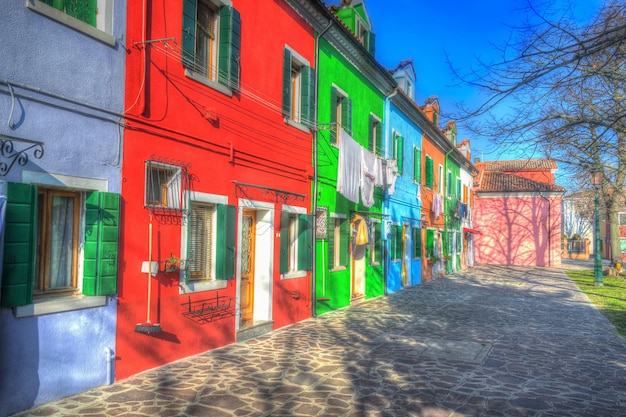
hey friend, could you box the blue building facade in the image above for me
[383,60,425,293]
[0,1,126,415]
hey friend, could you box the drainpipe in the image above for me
[105,347,115,385]
[539,193,552,266]
[312,19,334,318]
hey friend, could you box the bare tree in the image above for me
[453,0,626,263]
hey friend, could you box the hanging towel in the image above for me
[374,157,385,188]
[416,183,421,201]
[361,148,376,208]
[386,158,399,195]
[337,129,361,204]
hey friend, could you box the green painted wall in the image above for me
[315,37,385,315]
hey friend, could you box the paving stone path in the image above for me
[12,263,626,416]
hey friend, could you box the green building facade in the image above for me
[314,1,395,315]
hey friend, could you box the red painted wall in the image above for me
[118,0,315,380]
[474,194,562,266]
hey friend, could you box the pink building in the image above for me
[474,160,565,266]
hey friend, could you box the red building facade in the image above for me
[118,0,315,379]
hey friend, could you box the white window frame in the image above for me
[180,191,228,294]
[282,205,307,279]
[438,164,444,195]
[330,212,347,271]
[14,171,110,317]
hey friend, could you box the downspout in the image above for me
[383,89,398,295]
[539,193,552,266]
[312,19,334,318]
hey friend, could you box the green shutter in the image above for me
[368,115,374,152]
[373,222,382,264]
[413,227,422,258]
[343,97,352,135]
[426,156,433,188]
[1,183,37,308]
[182,0,197,68]
[426,229,434,258]
[413,147,421,183]
[330,87,337,144]
[339,218,349,266]
[282,49,292,118]
[215,204,236,279]
[279,211,289,273]
[393,225,402,260]
[66,0,97,27]
[368,32,376,55]
[396,135,404,175]
[219,6,241,89]
[83,192,120,296]
[298,214,313,271]
[301,65,315,126]
[327,217,335,270]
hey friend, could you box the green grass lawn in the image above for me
[566,269,626,337]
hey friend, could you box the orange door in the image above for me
[240,210,256,323]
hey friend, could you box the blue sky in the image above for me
[326,0,603,163]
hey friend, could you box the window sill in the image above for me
[281,270,307,280]
[27,1,116,47]
[15,295,109,318]
[184,68,233,97]
[329,266,346,272]
[179,278,228,294]
[284,118,311,133]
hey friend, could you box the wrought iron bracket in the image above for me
[233,181,306,203]
[0,134,45,176]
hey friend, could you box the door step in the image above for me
[236,320,274,342]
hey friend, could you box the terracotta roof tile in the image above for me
[477,159,558,172]
[478,171,565,193]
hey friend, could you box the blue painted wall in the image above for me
[0,1,126,415]
[384,99,424,293]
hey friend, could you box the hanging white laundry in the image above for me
[336,129,362,204]
[416,183,421,201]
[386,159,399,195]
[374,157,384,188]
[361,147,376,208]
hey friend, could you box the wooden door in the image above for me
[240,209,256,323]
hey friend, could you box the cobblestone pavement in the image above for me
[12,263,626,417]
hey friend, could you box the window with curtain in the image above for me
[36,189,80,295]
